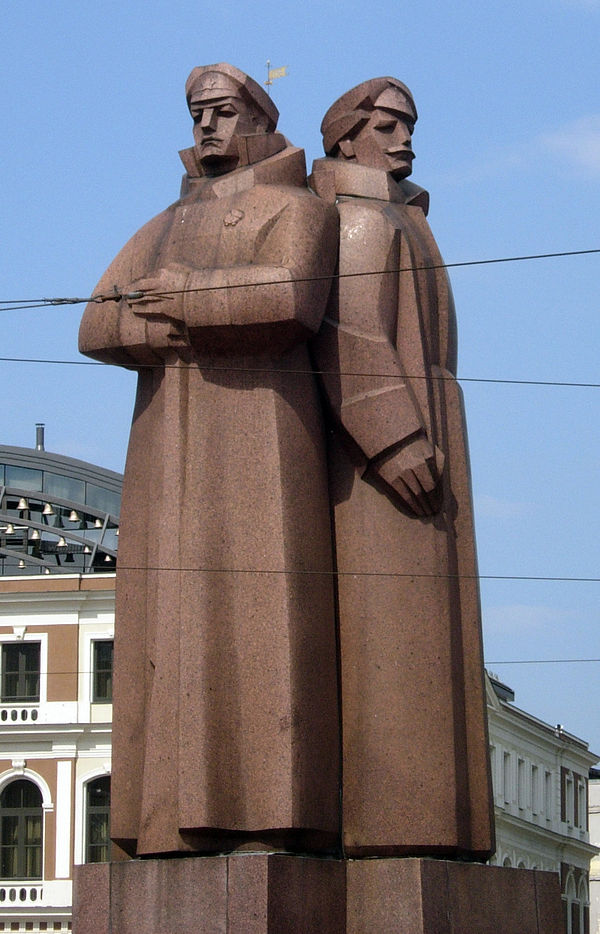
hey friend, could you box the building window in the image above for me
[563,871,583,934]
[570,898,581,934]
[531,764,539,815]
[1,643,40,703]
[517,757,525,810]
[86,776,111,863]
[577,779,586,830]
[566,773,574,826]
[503,752,512,804]
[577,878,589,934]
[544,770,553,821]
[0,780,43,879]
[92,641,113,703]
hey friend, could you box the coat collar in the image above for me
[309,157,429,215]
[178,143,307,200]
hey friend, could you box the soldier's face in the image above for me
[190,94,261,176]
[350,106,415,180]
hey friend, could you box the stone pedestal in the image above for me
[73,854,565,933]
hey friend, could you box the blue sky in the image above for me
[1,0,599,752]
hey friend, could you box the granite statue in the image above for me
[73,69,569,934]
[79,64,340,857]
[310,77,495,858]
[79,66,494,865]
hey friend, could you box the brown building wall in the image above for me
[47,625,78,702]
[0,576,115,596]
[28,758,57,882]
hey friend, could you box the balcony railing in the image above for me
[0,706,39,724]
[0,883,43,905]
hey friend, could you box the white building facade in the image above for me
[0,436,118,932]
[487,673,598,934]
[1,434,598,932]
[589,769,600,934]
[0,575,114,932]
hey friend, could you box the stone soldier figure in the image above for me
[79,64,340,858]
[310,78,495,859]
[74,72,567,934]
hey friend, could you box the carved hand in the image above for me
[373,435,445,517]
[126,263,189,323]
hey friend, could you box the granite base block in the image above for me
[73,854,565,933]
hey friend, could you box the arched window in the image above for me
[577,877,589,934]
[86,776,111,863]
[563,872,578,934]
[0,780,42,879]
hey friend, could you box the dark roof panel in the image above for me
[0,444,123,577]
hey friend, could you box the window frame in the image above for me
[85,775,111,864]
[0,634,48,709]
[531,764,539,815]
[544,769,553,822]
[0,779,43,880]
[503,751,512,804]
[91,639,113,704]
[1,642,41,704]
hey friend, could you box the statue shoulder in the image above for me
[337,196,391,236]
[88,201,177,301]
[249,181,338,228]
[397,180,430,215]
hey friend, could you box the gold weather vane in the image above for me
[264,60,288,96]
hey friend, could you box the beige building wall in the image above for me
[0,575,114,933]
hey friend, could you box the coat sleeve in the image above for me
[183,189,338,354]
[78,210,175,367]
[312,200,430,464]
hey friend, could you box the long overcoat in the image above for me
[79,147,340,856]
[310,158,494,859]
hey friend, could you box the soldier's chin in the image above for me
[389,159,413,180]
[199,152,239,177]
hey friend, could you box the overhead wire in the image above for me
[0,355,597,389]
[6,563,591,583]
[0,222,597,703]
[487,659,600,665]
[0,246,597,385]
[0,246,599,312]
[1,245,598,602]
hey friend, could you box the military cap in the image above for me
[185,63,279,132]
[321,77,417,155]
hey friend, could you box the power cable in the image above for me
[0,355,597,389]
[487,659,600,665]
[0,246,599,311]
[2,560,598,583]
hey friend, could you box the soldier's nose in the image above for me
[200,108,217,131]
